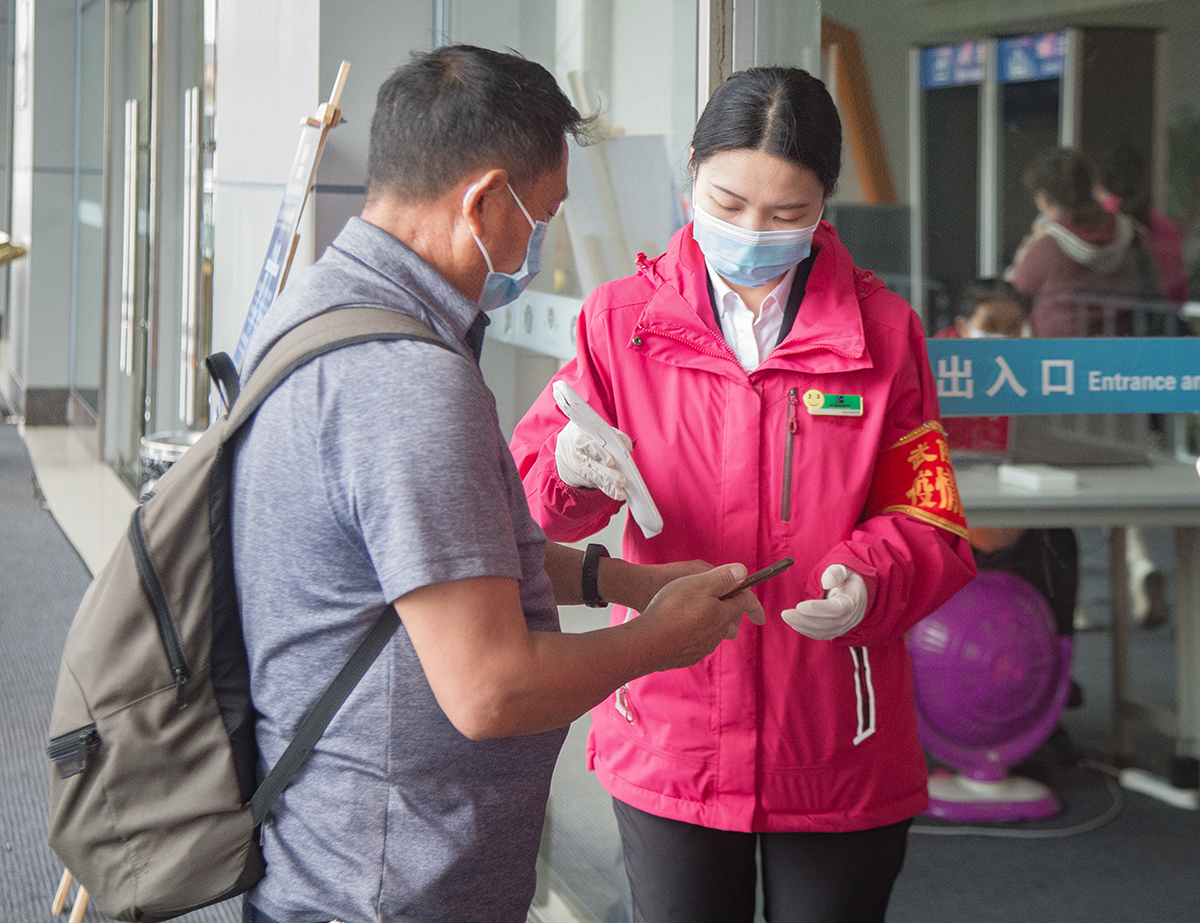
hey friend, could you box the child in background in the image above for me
[952,282,1026,339]
[939,279,1083,705]
[936,280,1025,455]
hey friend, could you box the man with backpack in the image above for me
[231,46,764,923]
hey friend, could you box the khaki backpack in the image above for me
[47,308,450,922]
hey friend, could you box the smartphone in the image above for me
[718,557,795,600]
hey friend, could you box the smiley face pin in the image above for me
[802,389,863,417]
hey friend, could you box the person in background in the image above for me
[230,46,764,923]
[511,67,976,923]
[1094,143,1183,629]
[937,279,1082,706]
[950,279,1026,339]
[934,278,1024,456]
[1009,146,1155,337]
[1009,148,1169,632]
[1096,141,1189,308]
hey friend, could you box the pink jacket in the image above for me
[511,222,976,833]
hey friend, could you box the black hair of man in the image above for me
[1023,147,1105,225]
[690,67,842,195]
[367,44,593,203]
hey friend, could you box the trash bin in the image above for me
[139,431,203,497]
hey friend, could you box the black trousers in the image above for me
[613,799,912,923]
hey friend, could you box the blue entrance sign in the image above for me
[920,41,986,89]
[998,31,1066,83]
[927,338,1200,416]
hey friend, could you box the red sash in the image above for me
[864,422,969,539]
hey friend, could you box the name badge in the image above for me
[803,389,863,417]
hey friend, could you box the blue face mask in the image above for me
[692,201,822,288]
[471,184,549,311]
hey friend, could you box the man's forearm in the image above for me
[543,541,586,605]
[543,541,681,612]
[395,567,757,740]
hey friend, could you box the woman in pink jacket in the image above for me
[511,68,976,923]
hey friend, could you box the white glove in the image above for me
[555,420,631,501]
[782,564,868,640]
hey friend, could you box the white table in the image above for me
[955,456,1200,763]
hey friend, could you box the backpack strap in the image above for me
[249,607,400,825]
[223,307,453,439]
[212,306,453,823]
[205,352,241,414]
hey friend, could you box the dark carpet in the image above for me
[893,765,1200,922]
[0,423,239,922]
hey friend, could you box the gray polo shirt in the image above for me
[232,217,566,923]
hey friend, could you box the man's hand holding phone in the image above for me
[639,564,768,670]
[719,557,794,599]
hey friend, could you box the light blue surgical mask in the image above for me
[470,184,549,311]
[692,201,822,288]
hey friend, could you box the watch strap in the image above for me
[582,543,610,608]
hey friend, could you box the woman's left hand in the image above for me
[781,564,868,640]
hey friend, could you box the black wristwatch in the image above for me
[582,543,610,608]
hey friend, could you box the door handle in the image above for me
[179,86,201,423]
[119,99,139,376]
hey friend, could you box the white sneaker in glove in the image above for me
[782,564,868,640]
[555,420,632,501]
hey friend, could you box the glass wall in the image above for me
[0,2,15,342]
[68,0,108,428]
[70,0,214,485]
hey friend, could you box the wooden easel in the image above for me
[231,60,351,364]
[52,868,87,923]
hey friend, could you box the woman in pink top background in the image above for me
[1096,141,1189,308]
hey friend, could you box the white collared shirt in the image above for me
[705,263,797,371]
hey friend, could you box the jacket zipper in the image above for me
[637,321,862,365]
[781,388,799,521]
[636,326,741,363]
[770,342,860,362]
[615,685,635,723]
[129,508,191,708]
[48,724,100,778]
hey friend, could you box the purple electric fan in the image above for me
[907,570,1073,822]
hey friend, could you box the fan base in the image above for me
[924,771,1061,822]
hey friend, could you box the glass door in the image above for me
[101,0,211,487]
[147,0,210,436]
[67,0,108,437]
[0,4,15,341]
[103,0,152,484]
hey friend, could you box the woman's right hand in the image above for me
[555,420,631,500]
